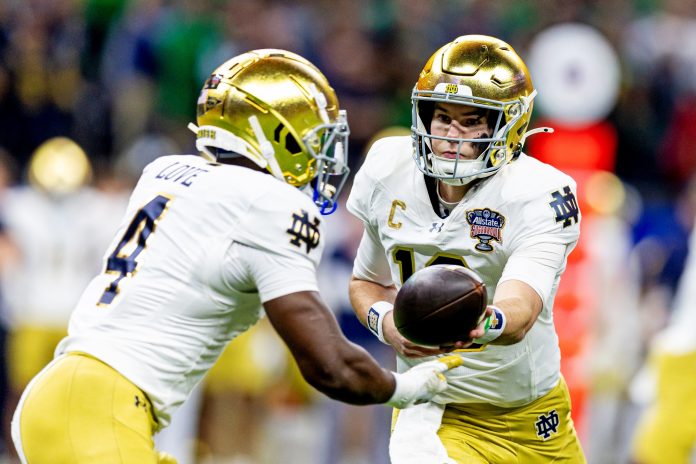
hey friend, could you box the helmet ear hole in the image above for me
[272,122,303,155]
[207,147,244,160]
[284,132,302,155]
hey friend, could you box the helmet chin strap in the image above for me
[307,83,330,124]
[248,115,285,182]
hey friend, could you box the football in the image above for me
[393,264,487,346]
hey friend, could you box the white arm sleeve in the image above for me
[352,224,394,287]
[499,182,580,304]
[500,241,572,304]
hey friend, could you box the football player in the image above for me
[630,222,696,464]
[11,49,461,464]
[348,35,587,462]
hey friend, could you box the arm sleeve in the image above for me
[500,241,573,304]
[499,183,580,304]
[347,141,394,286]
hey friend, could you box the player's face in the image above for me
[429,103,490,160]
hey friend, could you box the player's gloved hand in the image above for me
[386,355,463,409]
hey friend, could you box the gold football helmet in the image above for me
[412,35,540,185]
[28,137,92,195]
[190,49,349,214]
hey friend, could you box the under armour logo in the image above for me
[286,209,321,253]
[134,395,148,411]
[430,222,444,233]
[535,409,560,440]
[549,186,579,228]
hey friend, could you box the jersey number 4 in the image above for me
[98,195,172,306]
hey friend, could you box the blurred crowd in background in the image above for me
[0,0,696,463]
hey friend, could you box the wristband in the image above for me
[386,371,410,409]
[367,301,394,345]
[473,305,506,345]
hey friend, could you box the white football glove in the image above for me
[386,355,463,409]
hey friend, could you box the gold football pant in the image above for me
[392,376,586,463]
[438,377,586,463]
[12,352,165,464]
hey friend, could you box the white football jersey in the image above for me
[1,187,124,327]
[56,154,325,427]
[347,136,581,407]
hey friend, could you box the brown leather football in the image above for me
[393,264,487,346]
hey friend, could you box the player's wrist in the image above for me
[473,305,506,344]
[385,371,410,409]
[367,301,394,345]
[385,355,461,409]
[386,369,433,409]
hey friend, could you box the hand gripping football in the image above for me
[393,264,487,346]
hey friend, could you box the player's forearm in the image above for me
[298,341,397,404]
[264,290,398,405]
[490,279,542,345]
[348,275,397,326]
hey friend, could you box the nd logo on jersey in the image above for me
[549,186,579,228]
[286,209,321,253]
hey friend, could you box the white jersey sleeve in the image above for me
[219,192,324,302]
[499,174,580,304]
[352,225,394,287]
[348,137,400,286]
[347,137,390,227]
